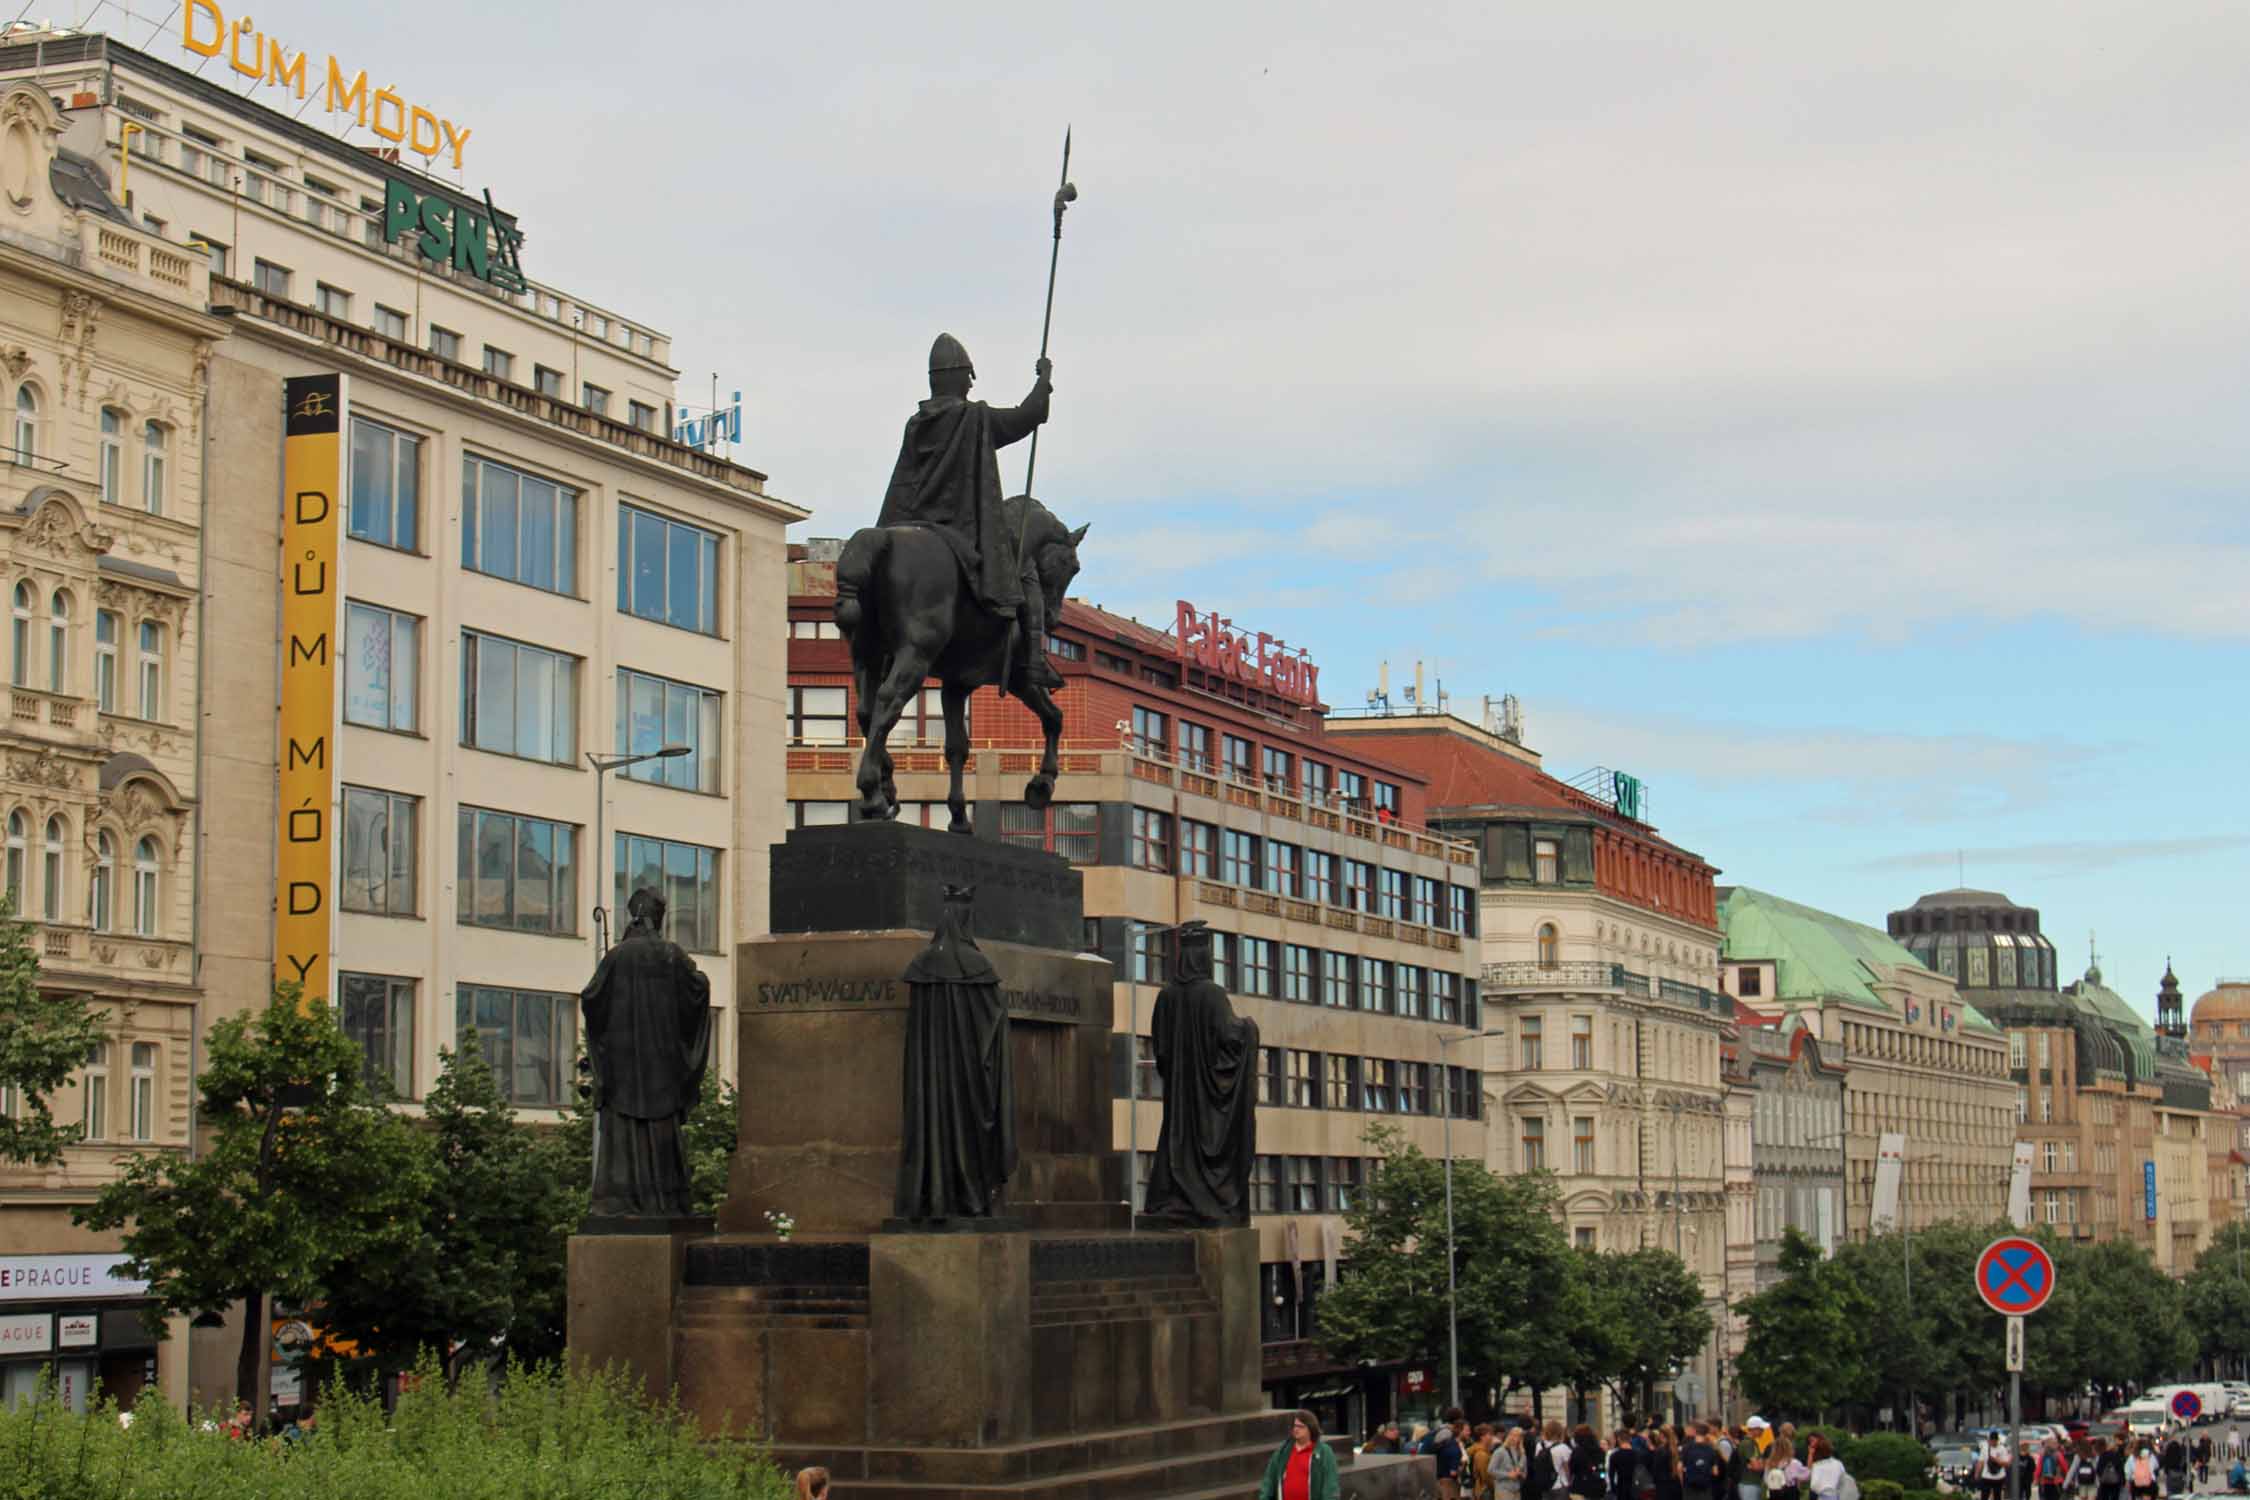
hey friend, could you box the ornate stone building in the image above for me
[0,79,225,1410]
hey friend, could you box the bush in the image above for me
[0,1358,795,1499]
[1901,1488,1945,1500]
[1849,1432,1937,1488]
[1861,1481,1905,1500]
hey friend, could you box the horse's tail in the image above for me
[833,526,888,636]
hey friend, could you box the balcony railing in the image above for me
[1482,960,1729,1013]
[1187,876,1466,955]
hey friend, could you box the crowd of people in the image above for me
[1263,1408,1859,1500]
[1969,1428,2250,1500]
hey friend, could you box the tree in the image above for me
[546,1056,738,1223]
[0,896,102,1167]
[2185,1222,2250,1376]
[1736,1228,1875,1420]
[1589,1247,1714,1416]
[75,987,430,1420]
[318,1031,581,1385]
[1316,1125,1580,1412]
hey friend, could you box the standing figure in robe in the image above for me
[893,883,1018,1222]
[1142,921,1259,1227]
[580,886,712,1218]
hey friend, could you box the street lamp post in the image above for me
[1438,1027,1506,1415]
[586,745,690,955]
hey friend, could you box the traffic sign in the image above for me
[2172,1390,2203,1422]
[2005,1316,2024,1372]
[1975,1236,2057,1316]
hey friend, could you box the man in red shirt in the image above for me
[1260,1410,1343,1500]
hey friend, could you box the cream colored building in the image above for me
[2,30,803,1409]
[0,77,227,1412]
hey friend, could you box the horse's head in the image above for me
[1012,496,1089,630]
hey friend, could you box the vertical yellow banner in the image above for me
[277,374,344,1007]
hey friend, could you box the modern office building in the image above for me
[784,559,1488,1436]
[1,26,803,1408]
[0,75,227,1414]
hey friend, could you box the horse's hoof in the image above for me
[1023,777,1053,811]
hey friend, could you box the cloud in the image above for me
[1855,835,2250,878]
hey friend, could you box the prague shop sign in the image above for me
[1174,601,1320,706]
[181,0,472,168]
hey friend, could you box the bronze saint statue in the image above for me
[1140,922,1259,1227]
[580,886,712,1219]
[893,884,1017,1222]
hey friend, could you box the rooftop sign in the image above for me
[1174,602,1320,706]
[182,0,472,169]
[381,181,525,293]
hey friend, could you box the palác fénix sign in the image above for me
[1174,601,1321,706]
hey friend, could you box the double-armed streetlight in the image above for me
[587,745,689,954]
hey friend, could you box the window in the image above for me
[1127,921,1167,983]
[1251,1155,1281,1214]
[2,813,20,910]
[39,816,62,922]
[349,417,421,551]
[581,383,610,416]
[1337,769,1366,810]
[7,584,26,687]
[1323,1054,1358,1110]
[81,1041,109,1140]
[99,407,125,502]
[463,455,579,594]
[534,366,565,398]
[141,422,166,513]
[2042,1139,2058,1173]
[315,283,351,320]
[1409,875,1439,928]
[1537,923,1560,969]
[1575,1226,1597,1251]
[1450,885,1476,936]
[1218,830,1260,888]
[94,611,118,709]
[1301,761,1331,803]
[45,590,66,694]
[1286,1049,1318,1107]
[1238,937,1274,997]
[1130,706,1168,758]
[1447,1065,1480,1120]
[1330,1157,1362,1212]
[1396,965,1425,1020]
[1281,944,1315,1004]
[1129,808,1171,872]
[1133,1035,1163,1099]
[335,973,415,1097]
[482,346,515,380]
[1265,840,1301,898]
[1261,746,1295,793]
[618,503,721,634]
[373,304,408,340]
[1377,868,1406,919]
[1570,1014,1594,1070]
[456,986,576,1107]
[790,801,851,828]
[1519,1016,1544,1070]
[1373,780,1401,816]
[1300,850,1336,906]
[1521,1115,1546,1171]
[193,234,227,275]
[613,834,722,953]
[428,326,462,361]
[1534,838,1560,884]
[458,808,578,935]
[1402,1062,1432,1115]
[1574,1115,1596,1173]
[123,1040,158,1141]
[1221,734,1254,784]
[9,384,42,469]
[1179,819,1215,878]
[1363,1057,1397,1113]
[787,685,850,744]
[1341,859,1374,912]
[616,668,723,793]
[1361,957,1392,1014]
[2008,1032,2026,1070]
[1256,1047,1282,1106]
[133,836,160,935]
[135,621,163,719]
[1738,966,1763,998]
[628,400,659,434]
[343,603,418,732]
[997,803,1098,863]
[1322,951,1355,1009]
[1177,721,1211,772]
[1287,1156,1322,1212]
[461,632,577,763]
[252,258,292,299]
[90,832,113,931]
[342,787,417,916]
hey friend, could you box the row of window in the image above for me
[1122,808,1477,931]
[343,607,723,791]
[1123,922,1477,1024]
[341,795,724,953]
[1248,1153,1372,1215]
[2,1040,165,1143]
[8,586,168,716]
[350,418,718,631]
[1127,706,1402,817]
[338,972,576,1107]
[0,814,161,934]
[1205,1045,1483,1122]
[6,385,176,516]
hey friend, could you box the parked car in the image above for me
[1929,1433,1983,1486]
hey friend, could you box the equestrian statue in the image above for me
[832,333,1087,831]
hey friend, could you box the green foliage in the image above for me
[2182,1221,2250,1370]
[317,1032,583,1384]
[0,894,103,1167]
[1578,1245,1714,1410]
[1737,1231,1875,1419]
[1861,1481,1905,1500]
[0,1356,794,1499]
[546,1056,736,1222]
[1849,1433,1936,1488]
[1901,1489,1945,1500]
[75,986,432,1410]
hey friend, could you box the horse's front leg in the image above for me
[858,645,929,821]
[1019,681,1065,811]
[941,683,973,834]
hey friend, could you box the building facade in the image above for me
[1321,709,1735,1427]
[1,30,803,1409]
[1720,887,2015,1238]
[1738,1014,1848,1289]
[784,567,1488,1437]
[0,77,229,1412]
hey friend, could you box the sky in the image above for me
[121,0,2250,1014]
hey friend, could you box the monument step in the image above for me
[1027,1300,1219,1325]
[778,1410,1287,1490]
[1029,1287,1214,1307]
[1034,1276,1208,1296]
[827,1438,1278,1500]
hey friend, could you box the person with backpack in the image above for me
[1568,1426,1606,1500]
[1524,1421,1564,1500]
[1764,1437,1807,1500]
[2038,1436,2068,1500]
[1431,1408,1467,1500]
[1613,1429,1650,1500]
[1682,1423,1725,1500]
[1650,1429,1684,1500]
[2092,1437,2125,1500]
[1805,1435,1856,1500]
[2193,1435,2212,1489]
[2159,1432,2189,1498]
[2128,1440,2160,1500]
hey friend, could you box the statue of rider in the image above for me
[866,333,1060,690]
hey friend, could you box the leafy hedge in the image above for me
[0,1361,794,1500]
[1847,1433,1937,1488]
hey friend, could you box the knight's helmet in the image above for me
[929,332,974,379]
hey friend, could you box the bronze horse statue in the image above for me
[832,496,1087,831]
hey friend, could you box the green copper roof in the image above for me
[2063,968,2158,1078]
[1719,886,2002,1035]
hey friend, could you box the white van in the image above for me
[2123,1398,2173,1436]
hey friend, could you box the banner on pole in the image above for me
[2008,1140,2035,1228]
[1871,1131,1906,1232]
